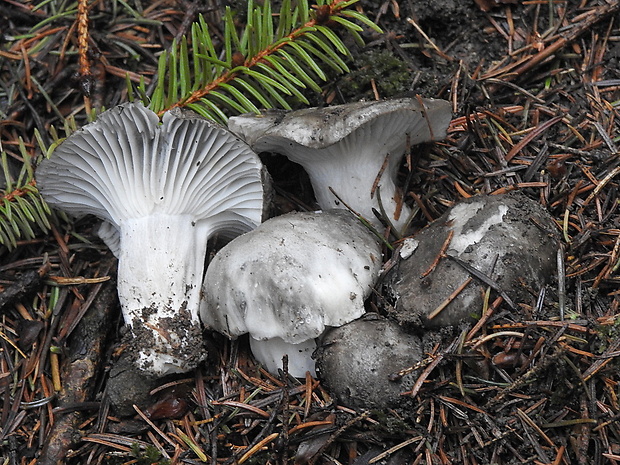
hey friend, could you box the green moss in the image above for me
[337,49,411,100]
[594,314,620,354]
[131,444,170,465]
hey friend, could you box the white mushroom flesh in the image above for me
[249,337,317,377]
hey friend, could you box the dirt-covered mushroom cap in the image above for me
[228,97,452,232]
[36,102,264,376]
[316,314,423,410]
[385,193,558,329]
[200,209,382,377]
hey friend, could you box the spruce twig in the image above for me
[148,0,382,121]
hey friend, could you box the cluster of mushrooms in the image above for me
[36,98,558,410]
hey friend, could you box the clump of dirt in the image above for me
[127,304,207,374]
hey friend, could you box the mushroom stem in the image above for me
[304,146,411,229]
[201,210,383,378]
[249,336,317,378]
[118,214,209,375]
[36,102,265,377]
[259,110,414,230]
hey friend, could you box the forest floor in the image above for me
[1,0,620,464]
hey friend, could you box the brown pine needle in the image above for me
[427,277,473,320]
[237,432,279,464]
[370,152,390,199]
[406,17,454,62]
[420,230,454,278]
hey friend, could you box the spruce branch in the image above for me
[149,0,382,121]
[0,143,52,250]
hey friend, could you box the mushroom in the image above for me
[385,193,558,328]
[200,209,382,377]
[315,314,423,409]
[228,97,452,232]
[36,102,264,376]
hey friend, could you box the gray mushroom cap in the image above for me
[228,97,452,232]
[200,209,383,377]
[385,193,558,328]
[316,314,423,409]
[36,102,265,376]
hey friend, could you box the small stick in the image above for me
[504,115,564,162]
[465,296,502,341]
[388,355,435,381]
[370,78,381,101]
[446,254,517,310]
[304,372,313,420]
[415,93,437,139]
[370,152,390,199]
[469,331,525,350]
[369,436,424,464]
[406,17,454,62]
[50,352,62,392]
[15,303,32,320]
[427,277,473,320]
[455,328,468,398]
[402,338,459,398]
[238,433,279,464]
[375,186,401,240]
[557,245,566,319]
[329,186,395,250]
[409,191,434,222]
[580,165,620,210]
[516,408,556,448]
[133,404,178,447]
[507,1,620,80]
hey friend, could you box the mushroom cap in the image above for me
[37,102,264,239]
[200,209,383,343]
[385,193,558,328]
[228,97,452,151]
[316,314,423,409]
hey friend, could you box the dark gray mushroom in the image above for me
[315,314,423,409]
[386,193,559,328]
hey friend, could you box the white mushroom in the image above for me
[36,102,264,376]
[228,97,452,233]
[200,209,382,377]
